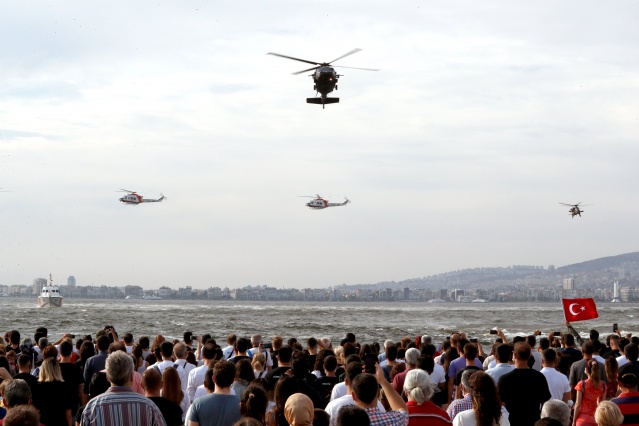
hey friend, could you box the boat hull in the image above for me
[38,296,63,308]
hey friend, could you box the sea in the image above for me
[1,299,637,345]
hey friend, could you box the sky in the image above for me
[1,1,639,289]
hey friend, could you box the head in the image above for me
[160,341,174,359]
[463,343,478,361]
[336,405,370,426]
[273,336,284,350]
[625,343,639,362]
[386,345,398,362]
[236,338,250,354]
[139,336,150,349]
[240,384,269,424]
[106,350,134,386]
[585,359,601,384]
[563,334,575,347]
[42,344,58,360]
[594,400,625,426]
[468,371,502,426]
[79,340,96,361]
[540,399,571,426]
[460,369,475,393]
[542,348,557,367]
[2,405,40,426]
[323,355,337,373]
[403,368,434,404]
[618,363,639,392]
[108,341,126,354]
[605,355,619,382]
[405,348,420,368]
[284,393,314,426]
[59,339,73,358]
[9,330,20,346]
[351,373,378,407]
[252,353,267,372]
[513,342,532,362]
[17,354,31,372]
[173,343,186,359]
[4,379,31,408]
[496,344,513,364]
[38,358,63,382]
[274,376,300,414]
[213,360,236,389]
[141,367,162,395]
[96,335,110,352]
[226,333,237,346]
[236,358,255,383]
[278,346,293,364]
[251,334,263,347]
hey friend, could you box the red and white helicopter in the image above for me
[118,189,165,205]
[300,194,350,210]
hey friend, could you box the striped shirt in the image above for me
[81,386,167,426]
[612,392,639,426]
[446,394,473,421]
[365,407,409,426]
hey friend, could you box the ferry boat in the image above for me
[428,298,447,303]
[38,274,63,308]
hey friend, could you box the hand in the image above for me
[0,367,12,380]
[565,321,571,328]
[374,363,386,383]
[533,330,541,336]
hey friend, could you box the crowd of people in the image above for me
[0,322,637,426]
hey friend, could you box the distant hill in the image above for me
[556,252,639,274]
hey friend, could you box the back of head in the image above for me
[526,335,536,348]
[202,343,216,360]
[590,329,600,341]
[251,334,262,347]
[345,361,365,384]
[106,351,134,386]
[275,376,300,412]
[420,343,436,358]
[96,335,110,352]
[39,358,62,382]
[534,419,565,426]
[405,348,420,367]
[108,341,126,354]
[343,342,357,358]
[345,333,356,343]
[142,367,162,392]
[403,368,433,404]
[583,341,596,356]
[625,343,639,362]
[9,330,20,346]
[514,342,532,361]
[496,344,513,363]
[139,336,150,349]
[213,360,236,388]
[17,353,31,371]
[418,355,434,375]
[174,343,186,359]
[386,345,398,362]
[292,357,309,378]
[278,346,293,363]
[4,379,31,408]
[241,384,268,422]
[236,338,251,353]
[160,341,174,358]
[59,340,73,357]
[468,372,502,425]
[313,408,330,426]
[351,373,378,405]
[2,405,40,426]
[42,344,58,360]
[618,363,639,389]
[284,393,314,426]
[595,400,624,426]
[336,405,370,426]
[540,399,571,426]
[464,343,478,361]
[323,355,337,372]
[123,333,133,344]
[564,334,575,347]
[542,348,557,365]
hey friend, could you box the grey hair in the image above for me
[251,334,263,346]
[106,350,134,386]
[405,348,421,367]
[384,340,394,349]
[460,369,475,391]
[541,399,571,426]
[4,379,31,408]
[403,369,434,404]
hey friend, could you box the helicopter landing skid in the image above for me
[307,97,339,109]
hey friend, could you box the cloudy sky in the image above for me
[1,1,638,289]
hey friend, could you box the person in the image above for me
[595,401,625,426]
[313,355,339,408]
[528,335,543,371]
[142,368,183,426]
[240,384,268,425]
[454,344,482,400]
[573,359,607,426]
[606,355,620,400]
[162,367,189,423]
[247,335,273,373]
[59,339,86,417]
[284,393,314,426]
[452,371,509,426]
[229,339,252,366]
[34,357,74,426]
[234,419,263,426]
[223,334,237,361]
[448,341,483,403]
[1,405,40,426]
[80,351,166,426]
[82,335,109,395]
[253,353,268,380]
[187,360,241,426]
[569,342,608,402]
[188,343,219,403]
[560,334,583,368]
[148,341,177,375]
[290,357,322,408]
[540,400,571,426]
[313,409,330,426]
[392,348,420,396]
[233,359,255,399]
[133,344,150,374]
[540,349,571,403]
[610,363,639,425]
[402,369,451,425]
[616,343,638,369]
[75,340,96,375]
[498,342,551,426]
[351,365,408,426]
[267,376,300,426]
[122,333,135,353]
[0,379,32,426]
[173,343,196,394]
[447,370,475,421]
[266,346,293,389]
[13,354,38,402]
[335,405,370,426]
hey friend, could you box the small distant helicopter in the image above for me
[300,195,350,210]
[118,189,165,205]
[268,49,378,108]
[559,202,592,218]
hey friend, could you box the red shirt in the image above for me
[611,392,639,426]
[407,400,451,426]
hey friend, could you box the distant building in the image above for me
[452,289,465,301]
[33,278,47,296]
[440,289,448,300]
[67,276,76,287]
[563,278,575,291]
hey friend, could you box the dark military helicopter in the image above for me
[267,49,378,108]
[559,202,593,218]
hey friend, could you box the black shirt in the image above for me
[266,366,290,388]
[498,368,551,426]
[34,380,74,426]
[14,372,39,401]
[60,362,85,410]
[149,396,183,426]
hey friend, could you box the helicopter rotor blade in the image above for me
[292,66,321,75]
[333,65,379,72]
[267,52,321,66]
[118,189,137,193]
[328,48,362,64]
[558,202,576,206]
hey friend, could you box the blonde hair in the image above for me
[334,346,344,364]
[595,401,624,426]
[38,358,63,382]
[252,353,266,372]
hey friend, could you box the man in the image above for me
[7,330,21,354]
[325,361,387,426]
[498,342,551,426]
[2,405,41,426]
[306,337,319,371]
[527,335,543,370]
[187,360,241,426]
[291,357,322,407]
[59,339,86,419]
[81,351,166,426]
[392,348,420,395]
[446,369,475,421]
[379,340,395,363]
[142,368,183,426]
[147,341,176,374]
[559,333,583,367]
[314,355,339,407]
[618,343,639,368]
[381,345,401,375]
[83,335,110,395]
[246,334,273,372]
[266,345,293,388]
[222,334,236,360]
[453,344,482,399]
[569,341,607,401]
[540,349,571,403]
[351,365,408,426]
[446,340,483,402]
[228,338,251,365]
[14,354,38,401]
[336,405,370,426]
[485,343,514,384]
[603,334,623,359]
[187,343,217,403]
[122,333,135,353]
[540,400,571,426]
[0,379,33,426]
[611,363,639,425]
[173,343,196,393]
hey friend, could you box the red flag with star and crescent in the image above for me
[562,298,599,322]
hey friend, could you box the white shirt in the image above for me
[325,394,386,426]
[541,367,571,401]
[187,364,209,403]
[222,346,234,360]
[617,355,628,367]
[247,347,273,368]
[330,382,347,401]
[453,407,510,425]
[173,359,196,393]
[531,351,542,371]
[429,362,446,385]
[486,363,514,383]
[483,355,495,370]
[146,359,175,375]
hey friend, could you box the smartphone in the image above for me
[364,353,377,373]
[489,330,498,335]
[262,342,272,350]
[69,334,76,339]
[470,338,478,343]
[613,323,618,333]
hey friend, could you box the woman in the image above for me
[34,358,73,426]
[253,353,268,380]
[75,340,95,374]
[312,350,335,379]
[604,356,619,400]
[266,376,300,426]
[241,384,269,425]
[403,369,451,425]
[594,401,624,426]
[234,358,256,397]
[161,367,188,423]
[132,344,149,375]
[573,359,607,426]
[284,393,314,426]
[453,371,509,426]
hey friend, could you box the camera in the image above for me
[470,338,478,343]
[262,342,272,350]
[364,353,377,374]
[489,329,498,334]
[613,323,618,333]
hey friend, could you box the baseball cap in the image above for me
[618,363,638,387]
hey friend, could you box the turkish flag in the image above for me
[562,298,599,322]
